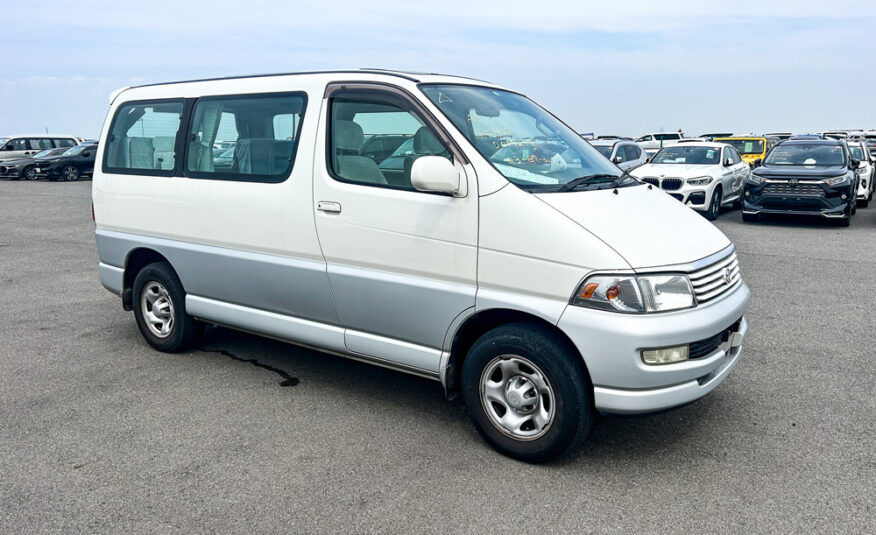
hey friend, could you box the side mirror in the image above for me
[850,158,860,170]
[753,158,762,167]
[613,155,623,163]
[724,157,733,166]
[411,156,461,195]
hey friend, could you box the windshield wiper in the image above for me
[557,173,624,192]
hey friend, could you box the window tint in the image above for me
[637,135,652,142]
[186,93,306,182]
[105,100,185,174]
[6,138,28,151]
[627,144,642,159]
[328,92,450,190]
[29,138,53,150]
[53,138,76,148]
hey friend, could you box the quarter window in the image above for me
[185,93,306,182]
[328,92,450,191]
[104,100,185,174]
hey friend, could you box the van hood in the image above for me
[632,163,721,178]
[535,185,731,269]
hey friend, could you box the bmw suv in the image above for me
[742,139,859,226]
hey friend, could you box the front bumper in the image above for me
[0,164,24,178]
[557,281,750,414]
[743,181,853,218]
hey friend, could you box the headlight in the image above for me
[748,174,765,184]
[686,176,713,185]
[572,274,695,313]
[825,175,850,186]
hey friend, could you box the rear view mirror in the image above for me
[613,156,622,163]
[411,156,462,196]
[724,157,733,166]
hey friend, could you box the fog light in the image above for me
[842,194,847,200]
[642,345,689,365]
[745,191,750,196]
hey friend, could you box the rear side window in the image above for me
[53,138,76,148]
[104,100,185,175]
[29,138,53,150]
[185,92,306,183]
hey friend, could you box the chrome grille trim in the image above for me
[661,178,683,191]
[688,251,741,304]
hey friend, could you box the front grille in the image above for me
[661,178,683,191]
[763,182,824,196]
[688,250,740,304]
[642,177,659,187]
[0,167,6,174]
[689,318,742,359]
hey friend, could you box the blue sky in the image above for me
[3,1,875,138]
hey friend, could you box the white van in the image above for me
[93,70,750,462]
[0,134,80,162]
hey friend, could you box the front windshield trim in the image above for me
[418,82,624,193]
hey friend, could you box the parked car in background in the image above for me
[0,134,79,162]
[36,143,98,181]
[821,131,848,140]
[635,132,684,155]
[589,139,648,172]
[596,135,632,141]
[743,139,858,226]
[790,134,823,140]
[631,142,748,220]
[764,132,793,140]
[713,136,778,167]
[0,147,69,180]
[699,132,733,141]
[846,140,874,207]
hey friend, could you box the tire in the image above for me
[132,261,203,352]
[860,198,869,208]
[836,215,851,227]
[460,322,593,463]
[62,165,80,181]
[22,166,37,180]
[704,187,722,221]
[742,212,759,223]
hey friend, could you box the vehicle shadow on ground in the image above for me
[190,325,727,466]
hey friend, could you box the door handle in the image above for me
[317,201,342,213]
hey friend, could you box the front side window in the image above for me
[637,135,652,142]
[593,145,613,158]
[328,92,450,191]
[421,84,632,192]
[765,144,845,167]
[652,146,721,165]
[849,146,864,160]
[5,138,28,151]
[186,93,306,182]
[105,100,184,174]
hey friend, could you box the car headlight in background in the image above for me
[747,174,765,184]
[825,175,850,186]
[572,274,695,313]
[686,176,713,185]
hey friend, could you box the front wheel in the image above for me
[62,165,80,181]
[22,166,38,180]
[132,262,203,352]
[461,322,593,463]
[704,188,722,220]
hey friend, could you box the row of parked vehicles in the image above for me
[588,131,875,226]
[0,134,97,181]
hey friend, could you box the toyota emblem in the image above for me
[789,178,799,187]
[723,268,732,284]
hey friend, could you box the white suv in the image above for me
[635,132,684,155]
[631,142,749,220]
[847,140,874,207]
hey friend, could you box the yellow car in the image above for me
[714,137,778,166]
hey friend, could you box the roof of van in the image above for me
[127,69,501,90]
[0,134,79,138]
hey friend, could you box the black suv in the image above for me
[36,144,98,181]
[742,139,859,226]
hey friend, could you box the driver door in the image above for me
[312,83,478,374]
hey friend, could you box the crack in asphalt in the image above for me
[196,348,300,387]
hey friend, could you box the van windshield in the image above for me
[420,85,635,192]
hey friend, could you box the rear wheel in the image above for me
[704,187,722,220]
[461,322,593,463]
[132,261,203,352]
[62,165,79,181]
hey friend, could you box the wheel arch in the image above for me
[122,248,172,310]
[444,308,588,394]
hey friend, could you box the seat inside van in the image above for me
[126,136,176,170]
[333,120,388,185]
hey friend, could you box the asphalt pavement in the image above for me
[1,180,873,534]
